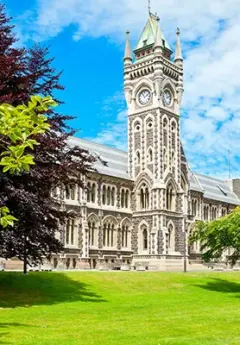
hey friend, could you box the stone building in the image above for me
[51,12,240,271]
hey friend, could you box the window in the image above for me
[192,199,197,216]
[103,221,115,247]
[70,184,75,200]
[167,224,175,252]
[143,229,148,250]
[163,147,167,171]
[125,190,129,208]
[87,182,91,202]
[107,186,111,205]
[204,206,209,221]
[91,183,96,203]
[111,187,115,206]
[147,120,153,129]
[65,185,70,200]
[136,151,141,165]
[102,185,106,205]
[121,189,125,208]
[122,225,129,248]
[222,208,226,217]
[88,221,95,246]
[135,122,141,132]
[166,184,176,211]
[148,148,153,163]
[66,219,75,245]
[139,183,149,210]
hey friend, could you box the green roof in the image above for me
[135,14,171,51]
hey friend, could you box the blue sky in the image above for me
[4,0,240,179]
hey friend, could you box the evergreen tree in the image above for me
[0,5,96,273]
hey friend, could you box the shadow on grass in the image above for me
[0,323,33,345]
[0,272,106,308]
[195,278,240,297]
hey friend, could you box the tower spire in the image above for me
[124,30,132,65]
[174,28,183,66]
[148,0,151,14]
[154,17,163,53]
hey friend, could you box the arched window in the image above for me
[166,183,176,211]
[88,221,95,246]
[103,223,106,246]
[91,183,96,203]
[163,118,168,147]
[171,121,176,149]
[107,186,111,205]
[139,183,150,210]
[102,185,106,205]
[204,206,209,221]
[125,190,129,208]
[143,229,148,250]
[134,122,141,132]
[192,199,197,216]
[147,120,153,129]
[163,147,167,171]
[121,225,129,248]
[111,187,115,206]
[70,184,76,200]
[148,148,153,163]
[103,220,115,247]
[121,189,125,208]
[87,182,91,202]
[167,224,175,253]
[65,185,70,200]
[66,218,75,245]
[136,151,141,165]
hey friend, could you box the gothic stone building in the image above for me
[53,13,240,271]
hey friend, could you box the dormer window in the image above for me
[143,39,147,47]
[162,39,165,47]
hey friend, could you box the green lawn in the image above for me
[0,271,239,345]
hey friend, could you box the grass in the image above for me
[0,272,240,345]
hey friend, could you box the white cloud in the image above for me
[18,0,240,178]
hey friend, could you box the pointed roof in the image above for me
[135,13,171,52]
[124,30,132,61]
[174,28,183,62]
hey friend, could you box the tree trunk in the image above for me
[23,234,27,274]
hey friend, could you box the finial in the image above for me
[124,30,132,64]
[148,0,151,14]
[174,27,183,65]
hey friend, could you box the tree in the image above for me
[190,207,240,266]
[0,96,55,227]
[0,5,96,273]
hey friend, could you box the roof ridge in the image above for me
[70,136,128,155]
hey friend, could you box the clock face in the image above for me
[138,89,151,106]
[163,90,172,106]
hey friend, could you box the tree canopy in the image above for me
[0,95,55,228]
[0,4,96,273]
[190,207,240,265]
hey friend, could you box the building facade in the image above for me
[52,13,240,271]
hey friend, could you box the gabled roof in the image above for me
[68,137,130,180]
[69,136,240,205]
[190,172,240,205]
[135,13,171,51]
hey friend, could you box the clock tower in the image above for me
[124,12,186,269]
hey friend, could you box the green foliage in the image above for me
[190,207,240,265]
[0,206,17,228]
[0,95,56,228]
[0,96,56,174]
